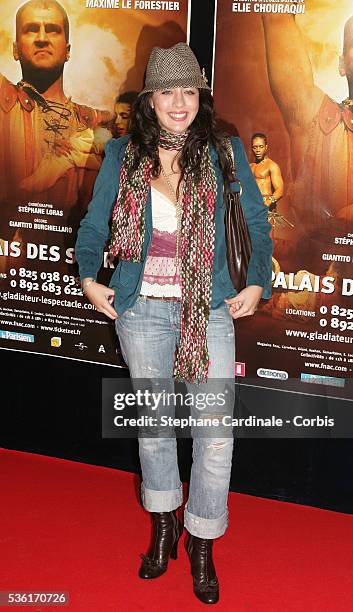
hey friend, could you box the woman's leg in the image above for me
[184,302,235,539]
[115,296,183,512]
[181,303,235,603]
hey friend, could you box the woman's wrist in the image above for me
[81,277,96,293]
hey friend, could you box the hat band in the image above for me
[140,75,210,95]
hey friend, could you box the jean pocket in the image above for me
[116,295,146,322]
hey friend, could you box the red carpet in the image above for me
[1,448,353,611]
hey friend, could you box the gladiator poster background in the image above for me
[214,0,353,400]
[0,0,189,365]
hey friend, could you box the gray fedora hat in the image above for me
[139,42,211,95]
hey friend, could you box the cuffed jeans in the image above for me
[115,295,235,539]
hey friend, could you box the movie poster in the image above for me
[0,0,190,365]
[214,0,353,400]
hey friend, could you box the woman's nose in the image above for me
[172,90,185,107]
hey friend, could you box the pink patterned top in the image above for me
[140,187,181,297]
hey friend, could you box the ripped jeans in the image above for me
[115,296,235,539]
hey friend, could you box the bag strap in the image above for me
[225,136,242,195]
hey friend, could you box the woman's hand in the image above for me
[82,280,118,320]
[225,285,263,320]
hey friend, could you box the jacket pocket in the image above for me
[118,261,141,286]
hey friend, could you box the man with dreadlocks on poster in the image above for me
[76,43,272,605]
[0,0,111,237]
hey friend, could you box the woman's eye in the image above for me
[161,90,172,95]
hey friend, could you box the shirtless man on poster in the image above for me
[250,132,284,210]
[0,0,111,272]
[0,0,110,209]
[261,11,353,232]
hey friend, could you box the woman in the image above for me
[75,43,272,605]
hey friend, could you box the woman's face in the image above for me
[150,87,199,134]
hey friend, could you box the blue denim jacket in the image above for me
[75,135,272,314]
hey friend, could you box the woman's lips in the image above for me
[168,112,188,121]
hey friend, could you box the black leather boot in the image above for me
[139,511,183,579]
[187,535,219,604]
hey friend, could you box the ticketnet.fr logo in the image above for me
[234,362,245,377]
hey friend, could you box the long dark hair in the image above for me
[129,89,234,194]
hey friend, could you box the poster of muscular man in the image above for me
[214,0,353,400]
[0,0,189,364]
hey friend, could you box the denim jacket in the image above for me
[75,135,272,315]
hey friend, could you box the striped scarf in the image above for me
[109,131,217,383]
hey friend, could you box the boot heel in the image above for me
[170,520,183,560]
[170,539,178,560]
